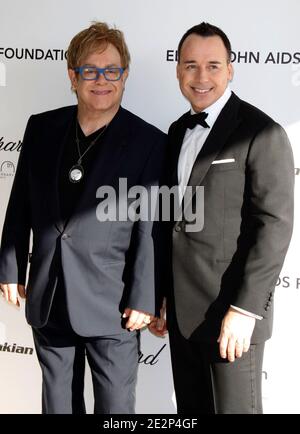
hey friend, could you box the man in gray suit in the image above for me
[0,22,166,414]
[150,22,294,414]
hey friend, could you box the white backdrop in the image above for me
[0,0,299,414]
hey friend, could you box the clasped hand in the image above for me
[123,308,154,331]
[0,283,26,307]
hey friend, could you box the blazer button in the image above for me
[175,225,181,232]
[62,233,69,240]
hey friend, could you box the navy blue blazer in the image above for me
[0,106,166,336]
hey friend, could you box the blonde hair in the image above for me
[67,22,131,70]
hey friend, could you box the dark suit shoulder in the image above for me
[237,97,276,131]
[28,106,76,132]
[120,107,166,141]
[31,105,76,122]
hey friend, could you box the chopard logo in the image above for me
[0,161,15,178]
[0,137,22,152]
[0,342,34,355]
[138,344,167,366]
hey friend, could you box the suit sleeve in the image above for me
[0,116,34,284]
[125,133,167,316]
[232,122,294,316]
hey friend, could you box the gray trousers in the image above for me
[169,316,265,414]
[32,280,139,414]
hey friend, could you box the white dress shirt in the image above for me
[177,87,262,321]
[177,87,231,203]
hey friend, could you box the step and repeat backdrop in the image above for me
[0,0,299,414]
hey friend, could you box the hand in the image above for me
[148,298,168,338]
[123,308,153,331]
[217,307,256,362]
[0,283,26,307]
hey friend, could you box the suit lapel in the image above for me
[50,106,77,233]
[187,93,241,189]
[178,94,241,220]
[168,93,241,224]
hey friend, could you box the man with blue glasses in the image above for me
[0,22,166,414]
[74,65,125,82]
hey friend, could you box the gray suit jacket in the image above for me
[167,93,294,343]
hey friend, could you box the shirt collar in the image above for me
[190,86,232,127]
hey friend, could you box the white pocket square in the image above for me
[212,158,235,165]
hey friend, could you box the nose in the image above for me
[95,72,107,85]
[195,66,209,82]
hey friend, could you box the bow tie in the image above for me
[185,112,210,130]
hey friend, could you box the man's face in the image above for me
[177,34,233,112]
[68,43,128,116]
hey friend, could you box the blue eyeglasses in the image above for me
[74,66,125,81]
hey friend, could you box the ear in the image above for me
[122,68,129,86]
[228,63,234,81]
[68,68,78,90]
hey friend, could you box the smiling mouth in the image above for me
[91,90,111,96]
[191,87,213,94]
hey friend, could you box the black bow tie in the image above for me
[185,112,210,130]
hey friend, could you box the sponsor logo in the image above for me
[138,344,166,366]
[231,51,300,64]
[0,161,15,179]
[0,137,22,152]
[0,342,34,355]
[276,276,300,290]
[166,49,300,64]
[0,47,67,61]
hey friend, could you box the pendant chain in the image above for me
[75,121,107,165]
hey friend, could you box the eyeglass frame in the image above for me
[73,66,125,81]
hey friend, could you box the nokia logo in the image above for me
[0,342,34,355]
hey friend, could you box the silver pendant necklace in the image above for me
[69,121,107,183]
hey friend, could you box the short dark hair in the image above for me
[177,22,232,63]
